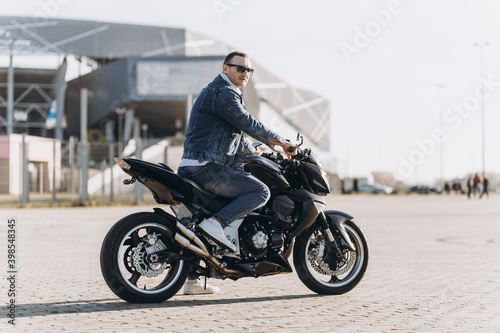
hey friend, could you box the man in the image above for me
[179,51,296,294]
[472,173,481,197]
[479,176,489,199]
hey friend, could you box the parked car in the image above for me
[358,182,393,194]
[409,185,442,194]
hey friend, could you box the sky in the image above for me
[2,0,500,185]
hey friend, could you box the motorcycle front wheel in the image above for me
[294,220,369,295]
[100,212,190,303]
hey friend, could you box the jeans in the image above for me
[178,163,270,228]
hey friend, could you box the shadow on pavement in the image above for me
[18,293,324,317]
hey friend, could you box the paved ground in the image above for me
[1,194,499,332]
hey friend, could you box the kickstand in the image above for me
[204,276,207,290]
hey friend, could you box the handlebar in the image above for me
[288,145,305,156]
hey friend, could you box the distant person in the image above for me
[472,173,481,197]
[444,182,450,195]
[353,178,359,194]
[466,177,472,199]
[480,176,489,199]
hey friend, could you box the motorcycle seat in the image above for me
[182,178,233,212]
[183,178,209,195]
[159,163,174,172]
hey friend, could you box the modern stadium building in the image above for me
[0,16,337,197]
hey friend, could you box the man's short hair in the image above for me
[224,51,248,64]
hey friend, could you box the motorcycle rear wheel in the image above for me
[294,220,368,295]
[100,212,190,303]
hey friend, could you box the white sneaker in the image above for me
[198,218,236,252]
[184,278,220,295]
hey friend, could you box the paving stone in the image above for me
[0,195,499,332]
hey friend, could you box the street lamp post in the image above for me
[474,42,488,178]
[437,83,446,188]
[141,123,149,146]
[115,107,126,157]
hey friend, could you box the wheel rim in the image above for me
[304,224,365,287]
[117,223,185,294]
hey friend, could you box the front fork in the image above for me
[316,211,355,257]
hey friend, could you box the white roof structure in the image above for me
[0,16,330,151]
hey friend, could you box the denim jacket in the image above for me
[182,74,284,170]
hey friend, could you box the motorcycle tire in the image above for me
[100,212,190,303]
[294,220,369,295]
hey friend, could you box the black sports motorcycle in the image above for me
[100,136,369,303]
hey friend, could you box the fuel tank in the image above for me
[244,155,290,192]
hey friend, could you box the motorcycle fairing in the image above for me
[120,158,191,204]
[288,189,326,238]
[235,253,292,277]
[302,161,330,195]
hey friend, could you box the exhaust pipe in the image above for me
[174,223,241,276]
[176,222,210,254]
[174,233,208,257]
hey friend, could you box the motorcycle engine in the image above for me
[239,217,273,261]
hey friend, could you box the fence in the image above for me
[0,134,183,207]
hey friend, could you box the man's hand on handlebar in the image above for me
[283,141,298,159]
[268,138,297,159]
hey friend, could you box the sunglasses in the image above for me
[226,64,255,76]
